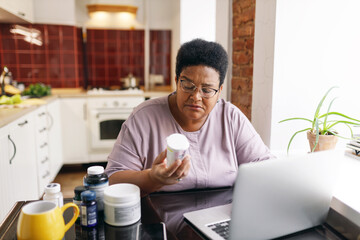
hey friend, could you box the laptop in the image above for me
[183,150,342,240]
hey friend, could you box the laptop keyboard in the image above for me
[207,220,231,240]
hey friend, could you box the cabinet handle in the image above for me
[18,120,28,127]
[39,127,47,133]
[47,112,54,131]
[41,157,49,164]
[8,135,16,164]
[83,103,87,121]
[18,12,25,17]
[38,112,46,117]
[40,142,48,148]
[42,171,50,179]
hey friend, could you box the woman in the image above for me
[105,39,272,195]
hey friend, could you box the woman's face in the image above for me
[175,65,223,123]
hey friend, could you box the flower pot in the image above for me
[307,131,338,152]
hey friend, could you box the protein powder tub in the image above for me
[83,166,109,212]
[166,133,190,167]
[103,183,141,226]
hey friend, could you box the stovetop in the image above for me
[87,88,144,95]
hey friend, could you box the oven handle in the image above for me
[96,111,131,118]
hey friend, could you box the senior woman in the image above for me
[105,38,272,195]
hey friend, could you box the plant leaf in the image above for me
[312,86,338,129]
[313,118,320,152]
[279,117,313,123]
[319,112,360,123]
[286,128,312,154]
[323,97,338,132]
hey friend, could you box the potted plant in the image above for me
[279,86,360,153]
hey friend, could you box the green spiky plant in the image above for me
[279,86,360,153]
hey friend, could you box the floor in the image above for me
[53,162,107,198]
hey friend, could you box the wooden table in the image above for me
[0,187,348,239]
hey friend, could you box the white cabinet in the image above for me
[33,105,51,197]
[46,99,63,180]
[61,98,89,164]
[33,99,64,197]
[0,112,38,222]
[0,0,34,23]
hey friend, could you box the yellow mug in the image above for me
[17,201,79,240]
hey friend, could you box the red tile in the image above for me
[48,38,60,51]
[19,68,33,79]
[49,67,61,79]
[94,42,105,52]
[62,39,75,51]
[2,53,17,65]
[106,41,117,52]
[107,54,117,65]
[94,55,105,65]
[17,38,31,51]
[62,53,76,65]
[95,68,106,79]
[63,67,76,78]
[48,53,60,65]
[108,67,118,78]
[1,38,16,49]
[47,25,60,37]
[93,29,105,40]
[107,30,117,39]
[62,26,75,38]
[18,53,32,65]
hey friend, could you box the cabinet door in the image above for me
[61,98,89,164]
[47,99,63,180]
[7,113,38,203]
[0,0,34,23]
[34,106,51,197]
[0,126,12,222]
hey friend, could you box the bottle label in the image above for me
[81,204,97,227]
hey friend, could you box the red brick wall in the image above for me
[232,0,256,120]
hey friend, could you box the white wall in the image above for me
[180,0,216,43]
[253,0,360,153]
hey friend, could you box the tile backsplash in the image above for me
[0,23,171,89]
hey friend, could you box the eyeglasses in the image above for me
[179,80,219,99]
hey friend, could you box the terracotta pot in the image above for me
[307,131,338,152]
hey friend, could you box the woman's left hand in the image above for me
[149,149,191,185]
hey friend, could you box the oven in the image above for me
[87,96,144,159]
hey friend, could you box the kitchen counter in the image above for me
[0,87,173,128]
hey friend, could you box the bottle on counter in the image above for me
[43,183,64,207]
[83,166,108,212]
[73,186,89,221]
[81,190,98,227]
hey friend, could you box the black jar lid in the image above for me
[74,186,89,200]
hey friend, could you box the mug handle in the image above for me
[61,203,80,233]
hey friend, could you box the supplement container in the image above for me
[83,166,109,211]
[104,183,141,226]
[43,183,64,207]
[166,133,190,167]
[80,190,98,227]
[73,186,89,221]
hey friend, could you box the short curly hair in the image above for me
[175,39,228,87]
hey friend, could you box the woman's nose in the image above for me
[190,87,202,100]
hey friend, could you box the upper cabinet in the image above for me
[0,0,34,23]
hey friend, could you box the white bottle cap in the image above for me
[166,133,189,151]
[45,183,61,194]
[88,166,105,175]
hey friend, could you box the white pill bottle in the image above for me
[166,133,190,167]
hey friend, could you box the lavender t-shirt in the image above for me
[105,95,273,192]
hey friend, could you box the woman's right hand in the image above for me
[149,149,191,186]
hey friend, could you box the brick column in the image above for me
[232,0,256,120]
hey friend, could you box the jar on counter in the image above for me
[104,183,141,226]
[83,166,109,212]
[81,190,98,227]
[43,183,64,207]
[73,186,89,221]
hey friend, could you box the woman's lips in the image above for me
[185,104,203,110]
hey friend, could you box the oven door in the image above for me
[89,108,131,150]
